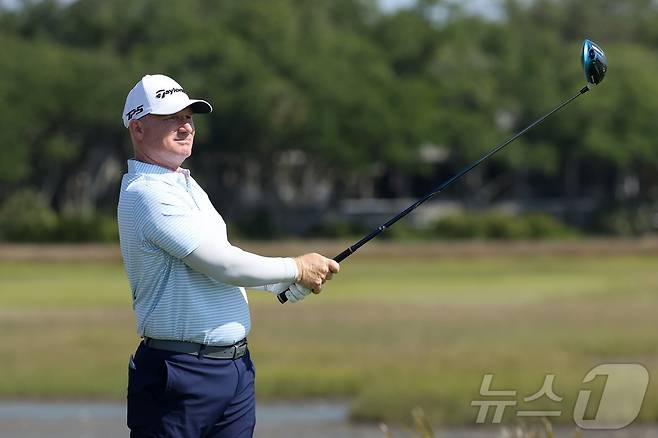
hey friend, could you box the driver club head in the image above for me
[582,39,608,85]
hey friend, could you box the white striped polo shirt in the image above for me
[118,159,260,346]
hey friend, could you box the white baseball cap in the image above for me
[122,74,212,128]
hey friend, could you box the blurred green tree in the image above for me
[1,0,658,239]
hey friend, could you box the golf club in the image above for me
[278,38,608,304]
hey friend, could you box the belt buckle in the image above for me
[236,343,247,359]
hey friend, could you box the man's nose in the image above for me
[179,122,194,133]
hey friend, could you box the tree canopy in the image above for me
[1,0,658,237]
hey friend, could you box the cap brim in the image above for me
[188,99,212,114]
[150,98,213,116]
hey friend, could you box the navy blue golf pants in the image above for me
[127,342,256,438]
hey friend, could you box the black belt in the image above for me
[144,337,248,359]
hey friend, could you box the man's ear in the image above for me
[129,119,145,141]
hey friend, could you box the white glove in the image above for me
[286,283,311,303]
[264,282,311,304]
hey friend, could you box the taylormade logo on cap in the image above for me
[122,74,212,128]
[155,87,185,99]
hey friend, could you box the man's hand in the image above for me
[293,253,340,293]
[265,282,311,303]
[286,283,311,303]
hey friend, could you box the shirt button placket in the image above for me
[182,171,200,210]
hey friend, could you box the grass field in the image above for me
[1,244,657,426]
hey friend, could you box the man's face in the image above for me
[134,107,196,169]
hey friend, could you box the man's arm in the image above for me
[182,232,298,287]
[135,186,338,290]
[183,232,339,291]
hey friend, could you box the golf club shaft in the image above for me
[278,85,590,304]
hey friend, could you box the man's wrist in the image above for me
[286,257,300,282]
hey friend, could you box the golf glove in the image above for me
[262,282,311,303]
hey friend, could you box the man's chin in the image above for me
[173,142,193,155]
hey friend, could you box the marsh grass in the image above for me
[379,406,582,438]
[381,411,584,437]
[1,253,657,424]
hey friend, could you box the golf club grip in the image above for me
[276,250,353,304]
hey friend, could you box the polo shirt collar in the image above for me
[127,159,190,176]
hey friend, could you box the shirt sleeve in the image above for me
[182,229,299,288]
[135,186,203,259]
[133,180,298,287]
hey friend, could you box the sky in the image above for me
[0,0,507,21]
[378,0,506,20]
[379,0,416,10]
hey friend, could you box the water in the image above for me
[0,401,656,438]
[0,401,374,438]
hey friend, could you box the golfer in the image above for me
[118,74,339,437]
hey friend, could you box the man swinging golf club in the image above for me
[118,74,339,437]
